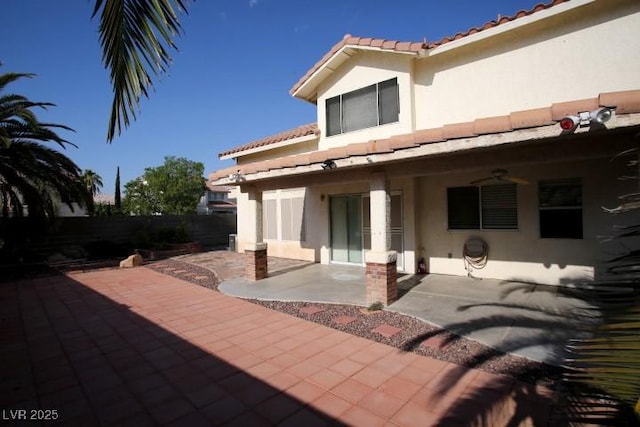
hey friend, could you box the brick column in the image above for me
[366,173,397,306]
[366,259,397,306]
[365,252,397,306]
[242,186,268,281]
[245,243,268,281]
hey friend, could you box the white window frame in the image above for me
[326,78,399,136]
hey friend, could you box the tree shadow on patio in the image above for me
[0,271,346,425]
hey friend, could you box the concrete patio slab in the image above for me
[389,275,598,365]
[217,260,598,365]
[220,263,367,305]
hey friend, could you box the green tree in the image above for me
[122,156,204,215]
[122,178,159,215]
[82,169,104,197]
[114,166,121,211]
[0,70,92,221]
[92,0,188,141]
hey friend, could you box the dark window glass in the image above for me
[379,78,399,125]
[342,84,377,132]
[539,179,583,239]
[448,187,480,229]
[326,96,341,136]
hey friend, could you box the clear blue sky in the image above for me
[1,0,543,195]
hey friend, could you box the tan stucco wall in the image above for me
[414,0,640,128]
[416,156,633,285]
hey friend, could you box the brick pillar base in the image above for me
[366,261,397,306]
[245,248,268,281]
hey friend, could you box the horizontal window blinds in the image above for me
[481,184,517,229]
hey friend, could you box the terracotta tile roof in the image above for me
[290,0,569,96]
[219,123,319,158]
[208,89,640,183]
[207,185,234,192]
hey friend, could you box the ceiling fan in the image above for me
[470,168,529,185]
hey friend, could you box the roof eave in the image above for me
[209,109,640,186]
[219,133,318,160]
[291,45,419,103]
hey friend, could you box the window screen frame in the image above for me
[325,78,399,136]
[447,184,518,231]
[538,178,583,239]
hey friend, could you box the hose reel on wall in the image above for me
[463,237,488,278]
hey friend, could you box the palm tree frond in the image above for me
[92,0,188,141]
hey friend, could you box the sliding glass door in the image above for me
[330,195,363,264]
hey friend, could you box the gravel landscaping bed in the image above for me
[147,258,564,387]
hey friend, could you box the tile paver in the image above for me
[0,266,559,426]
[371,323,403,338]
[298,306,325,315]
[332,315,357,325]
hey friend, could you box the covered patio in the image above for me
[219,263,598,366]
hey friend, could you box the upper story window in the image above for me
[326,78,399,136]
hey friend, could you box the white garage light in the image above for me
[590,107,613,124]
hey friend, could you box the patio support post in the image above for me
[244,187,268,281]
[366,173,397,306]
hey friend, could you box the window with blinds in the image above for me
[481,184,518,229]
[326,78,399,136]
[263,199,277,240]
[539,178,582,239]
[280,197,306,241]
[447,184,518,230]
[263,197,306,241]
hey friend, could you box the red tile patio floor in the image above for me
[0,267,559,426]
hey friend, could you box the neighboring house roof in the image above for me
[207,185,234,193]
[218,123,319,159]
[207,200,236,207]
[290,0,569,100]
[209,90,640,184]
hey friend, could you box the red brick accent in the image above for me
[366,261,397,306]
[245,249,268,281]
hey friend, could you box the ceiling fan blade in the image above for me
[505,176,530,185]
[470,177,493,185]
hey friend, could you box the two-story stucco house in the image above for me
[209,0,640,305]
